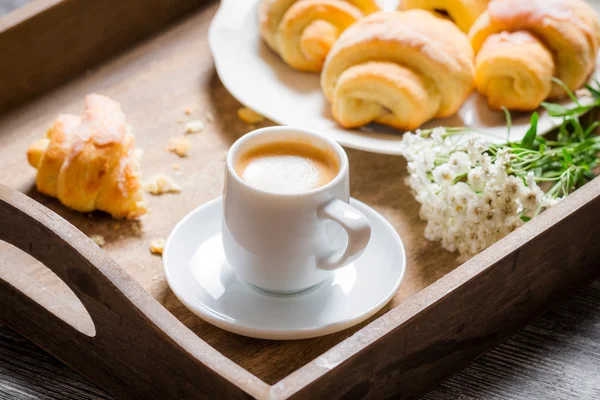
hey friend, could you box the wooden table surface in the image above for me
[2,1,600,399]
[1,279,599,399]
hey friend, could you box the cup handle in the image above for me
[316,199,372,271]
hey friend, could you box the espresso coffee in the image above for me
[235,141,339,193]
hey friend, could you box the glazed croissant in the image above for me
[259,0,379,71]
[399,0,489,32]
[27,94,147,220]
[321,10,475,130]
[470,0,600,111]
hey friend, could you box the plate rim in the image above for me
[207,0,409,156]
[208,0,598,155]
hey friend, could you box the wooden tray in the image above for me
[2,1,600,399]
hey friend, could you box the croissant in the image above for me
[399,0,489,32]
[259,0,379,71]
[321,10,475,130]
[470,0,600,111]
[27,94,147,220]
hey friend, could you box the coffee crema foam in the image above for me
[235,141,339,194]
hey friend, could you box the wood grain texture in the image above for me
[0,324,111,400]
[4,281,600,399]
[423,280,600,400]
[275,175,600,399]
[0,1,462,389]
[0,0,209,112]
[1,1,600,399]
[0,185,265,400]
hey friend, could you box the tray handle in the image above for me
[0,184,261,399]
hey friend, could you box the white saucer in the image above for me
[163,197,406,340]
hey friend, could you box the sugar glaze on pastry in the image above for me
[321,10,475,130]
[27,94,147,219]
[399,0,489,32]
[259,0,379,71]
[470,0,600,111]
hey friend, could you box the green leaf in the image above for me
[568,115,585,141]
[452,173,468,184]
[584,171,596,180]
[562,148,573,164]
[502,106,512,142]
[584,121,600,137]
[541,102,568,117]
[558,124,569,143]
[520,216,532,222]
[521,112,538,149]
[539,143,546,154]
[551,77,581,106]
[585,84,600,99]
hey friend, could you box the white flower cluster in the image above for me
[400,128,551,258]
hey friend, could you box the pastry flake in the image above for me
[90,234,106,247]
[149,238,165,255]
[237,107,265,124]
[185,120,204,134]
[167,136,191,157]
[321,10,474,130]
[143,174,182,195]
[469,0,600,110]
[399,0,489,32]
[259,0,380,71]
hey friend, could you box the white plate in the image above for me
[209,0,600,155]
[163,197,406,340]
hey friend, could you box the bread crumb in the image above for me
[185,119,204,134]
[172,163,181,170]
[166,136,190,157]
[206,112,215,123]
[143,174,182,195]
[237,107,265,124]
[113,224,121,230]
[184,107,193,115]
[90,234,105,247]
[150,239,165,255]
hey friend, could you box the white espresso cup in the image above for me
[222,126,372,293]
